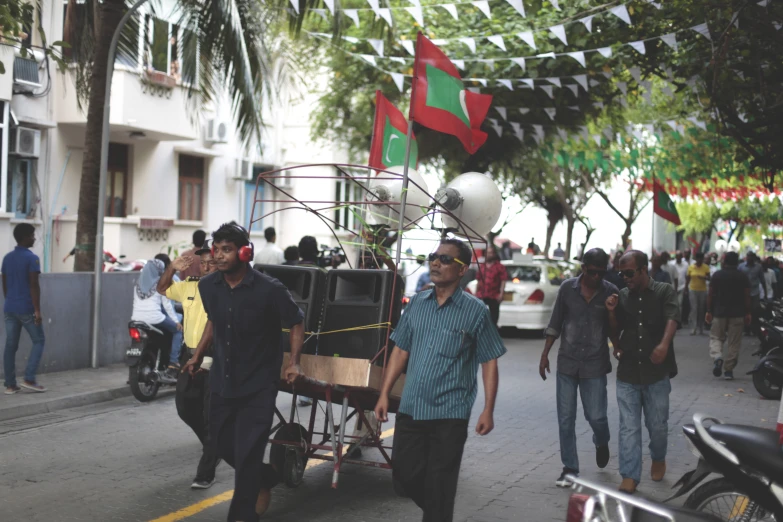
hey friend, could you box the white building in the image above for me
[0,1,355,274]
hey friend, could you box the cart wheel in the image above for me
[270,423,309,487]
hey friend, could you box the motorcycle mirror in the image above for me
[119,255,126,259]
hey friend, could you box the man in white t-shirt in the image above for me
[253,227,285,265]
[670,251,689,325]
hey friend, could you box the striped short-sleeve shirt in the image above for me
[391,287,507,421]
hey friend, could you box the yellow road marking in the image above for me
[148,427,395,522]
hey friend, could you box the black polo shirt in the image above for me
[199,268,304,398]
[710,268,750,318]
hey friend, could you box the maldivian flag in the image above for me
[410,33,493,154]
[653,181,681,225]
[368,91,418,171]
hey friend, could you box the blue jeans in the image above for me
[556,372,611,473]
[617,377,671,483]
[4,313,45,387]
[154,317,183,366]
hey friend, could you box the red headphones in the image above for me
[212,224,254,263]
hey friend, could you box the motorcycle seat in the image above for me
[707,424,783,482]
[128,321,164,335]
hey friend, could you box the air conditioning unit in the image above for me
[278,172,294,189]
[205,119,229,143]
[232,158,252,180]
[10,127,41,158]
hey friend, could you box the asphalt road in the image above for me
[0,329,777,522]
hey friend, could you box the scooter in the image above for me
[126,321,179,402]
[566,475,720,522]
[667,413,783,521]
[748,343,783,400]
[105,251,146,272]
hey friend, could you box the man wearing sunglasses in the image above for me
[540,248,619,488]
[607,250,680,494]
[374,239,506,522]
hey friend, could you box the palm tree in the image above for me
[63,0,300,271]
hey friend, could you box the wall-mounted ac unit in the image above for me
[205,119,228,143]
[232,158,252,180]
[10,127,41,158]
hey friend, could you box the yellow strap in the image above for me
[282,322,392,336]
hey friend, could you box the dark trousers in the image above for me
[210,387,279,522]
[176,369,220,481]
[483,298,500,326]
[393,413,468,522]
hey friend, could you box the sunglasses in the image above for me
[620,268,641,279]
[428,253,466,266]
[585,269,607,278]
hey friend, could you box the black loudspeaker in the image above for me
[257,264,326,355]
[318,269,403,360]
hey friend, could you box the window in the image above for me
[62,1,139,66]
[178,155,204,221]
[6,158,35,218]
[106,143,129,217]
[334,169,364,231]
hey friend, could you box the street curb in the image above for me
[0,386,133,422]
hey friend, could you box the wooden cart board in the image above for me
[282,353,405,399]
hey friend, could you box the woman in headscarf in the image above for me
[131,259,184,372]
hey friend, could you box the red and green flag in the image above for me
[368,91,418,171]
[409,33,493,154]
[653,181,681,225]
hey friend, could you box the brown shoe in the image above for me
[651,460,666,482]
[256,488,271,516]
[619,478,637,494]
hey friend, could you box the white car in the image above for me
[466,258,578,331]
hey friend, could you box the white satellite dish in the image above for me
[364,166,431,229]
[436,172,502,238]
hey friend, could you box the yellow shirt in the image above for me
[687,263,711,292]
[166,277,208,349]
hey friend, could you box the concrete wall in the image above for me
[0,272,139,380]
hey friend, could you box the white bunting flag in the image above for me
[774,22,782,30]
[390,73,404,93]
[550,24,568,46]
[540,85,555,99]
[432,39,448,45]
[665,120,678,131]
[594,101,605,109]
[574,74,588,91]
[389,57,406,65]
[472,1,492,19]
[532,134,543,145]
[506,0,525,17]
[488,35,506,51]
[629,41,646,55]
[519,108,531,115]
[643,124,655,137]
[408,0,421,6]
[323,0,335,14]
[580,15,594,32]
[620,98,628,108]
[617,81,628,95]
[496,106,507,120]
[312,9,328,20]
[441,4,459,20]
[344,9,360,27]
[378,8,393,26]
[641,80,652,103]
[536,52,556,59]
[517,31,537,50]
[343,36,359,43]
[589,79,600,87]
[610,5,632,25]
[735,70,744,80]
[593,135,602,146]
[602,126,613,141]
[629,66,641,82]
[692,23,711,40]
[401,40,415,56]
[520,79,534,89]
[534,124,545,139]
[544,108,557,120]
[478,59,495,69]
[557,127,568,141]
[475,78,488,87]
[660,33,677,50]
[597,47,613,58]
[359,54,377,66]
[548,0,561,10]
[367,0,380,13]
[467,87,481,93]
[405,7,424,26]
[687,116,707,131]
[511,58,526,71]
[510,122,521,133]
[290,0,300,14]
[459,38,477,53]
[546,77,562,87]
[368,39,385,57]
[732,11,740,28]
[566,84,579,97]
[514,128,525,142]
[661,84,674,97]
[498,79,514,90]
[758,0,769,6]
[579,125,589,141]
[488,118,503,137]
[452,59,465,70]
[602,71,612,79]
[567,51,586,67]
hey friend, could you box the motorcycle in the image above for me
[667,413,783,521]
[566,475,720,522]
[105,251,146,272]
[748,342,783,400]
[126,321,179,402]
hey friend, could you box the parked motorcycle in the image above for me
[126,321,179,402]
[105,251,146,272]
[566,475,720,522]
[748,343,783,399]
[667,413,783,521]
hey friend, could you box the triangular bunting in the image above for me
[660,33,677,50]
[629,41,646,55]
[367,0,380,13]
[540,85,554,99]
[441,4,459,20]
[593,135,602,146]
[368,39,384,57]
[536,52,556,59]
[566,84,579,96]
[687,116,707,130]
[496,107,507,120]
[580,15,594,32]
[359,54,377,66]
[488,118,503,137]
[401,39,415,56]
[665,120,678,131]
[557,127,568,141]
[579,125,589,141]
[546,77,562,87]
[629,66,641,82]
[514,127,524,142]
[477,59,495,69]
[617,81,627,94]
[597,47,613,58]
[323,0,335,14]
[459,37,477,53]
[568,105,580,111]
[467,87,481,93]
[498,79,513,90]
[511,58,526,71]
[517,31,537,50]
[289,0,300,14]
[661,84,674,97]
[548,0,561,10]
[550,24,568,46]
[732,11,740,28]
[589,79,600,87]
[505,0,525,17]
[519,108,531,115]
[544,108,557,120]
[344,9,360,27]
[312,9,328,20]
[452,59,465,70]
[602,126,613,141]
[594,101,605,109]
[390,72,404,93]
[377,8,393,26]
[389,57,406,64]
[533,124,544,139]
[573,74,588,91]
[610,5,632,25]
[472,1,492,19]
[488,35,506,51]
[475,78,488,87]
[692,23,711,40]
[405,6,424,26]
[520,79,534,89]
[567,51,586,67]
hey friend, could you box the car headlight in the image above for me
[686,437,702,459]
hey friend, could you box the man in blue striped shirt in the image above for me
[375,239,507,522]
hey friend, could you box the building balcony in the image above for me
[56,67,199,142]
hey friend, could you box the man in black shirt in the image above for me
[607,250,679,494]
[183,222,305,522]
[706,252,751,380]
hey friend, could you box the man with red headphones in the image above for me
[183,222,305,521]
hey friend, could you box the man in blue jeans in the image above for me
[607,250,679,494]
[540,248,618,488]
[3,223,46,394]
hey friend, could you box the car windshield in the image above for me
[506,265,541,283]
